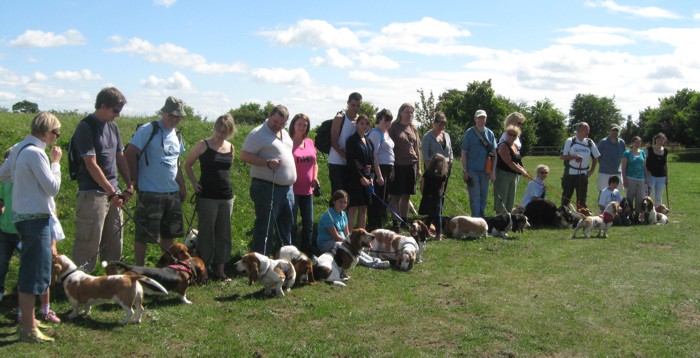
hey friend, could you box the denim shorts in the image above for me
[15,218,52,295]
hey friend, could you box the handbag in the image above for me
[472,126,495,174]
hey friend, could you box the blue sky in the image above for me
[1,0,698,126]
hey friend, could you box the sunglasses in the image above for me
[539,171,549,174]
[51,128,61,138]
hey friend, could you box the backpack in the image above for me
[314,113,345,154]
[131,120,183,166]
[562,136,593,174]
[68,116,100,180]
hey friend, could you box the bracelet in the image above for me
[107,192,118,200]
[124,189,133,195]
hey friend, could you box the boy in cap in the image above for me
[125,96,187,266]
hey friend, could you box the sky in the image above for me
[1,0,699,127]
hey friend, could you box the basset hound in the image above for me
[485,213,530,239]
[369,229,419,271]
[571,201,621,238]
[313,228,374,286]
[51,255,167,324]
[275,245,315,285]
[408,220,429,263]
[443,216,488,239]
[103,255,207,304]
[235,252,296,297]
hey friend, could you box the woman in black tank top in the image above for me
[184,114,236,281]
[493,125,529,214]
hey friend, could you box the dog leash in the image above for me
[184,192,199,236]
[121,200,178,261]
[370,192,409,228]
[263,170,277,256]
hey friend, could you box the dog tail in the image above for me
[328,281,347,287]
[136,276,169,295]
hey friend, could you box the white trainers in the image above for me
[376,260,391,269]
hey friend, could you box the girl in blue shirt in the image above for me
[621,136,646,221]
[316,190,349,254]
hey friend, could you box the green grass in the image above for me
[1,113,699,356]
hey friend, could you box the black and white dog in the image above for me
[485,213,530,239]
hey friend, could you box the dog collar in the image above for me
[60,268,79,285]
[168,261,196,285]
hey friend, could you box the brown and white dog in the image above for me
[275,245,315,285]
[52,255,167,324]
[485,213,530,239]
[369,229,419,271]
[313,228,374,286]
[155,242,193,268]
[408,220,429,263]
[571,201,621,238]
[234,252,296,297]
[103,256,207,304]
[443,216,488,239]
[640,197,669,225]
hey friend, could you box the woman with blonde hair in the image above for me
[493,125,529,214]
[184,113,236,281]
[0,112,62,342]
[499,112,526,149]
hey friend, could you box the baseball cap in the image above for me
[611,125,621,131]
[474,109,487,118]
[161,96,187,117]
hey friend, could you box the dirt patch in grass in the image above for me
[634,242,673,250]
[673,302,700,328]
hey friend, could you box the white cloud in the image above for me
[695,13,700,20]
[555,25,635,46]
[32,72,48,81]
[646,66,683,79]
[154,0,176,7]
[54,69,102,81]
[108,38,246,74]
[367,17,472,55]
[251,67,311,85]
[10,29,86,47]
[0,92,17,101]
[326,49,353,68]
[357,53,399,70]
[140,71,192,90]
[348,70,387,82]
[109,35,122,44]
[585,1,680,19]
[259,19,361,49]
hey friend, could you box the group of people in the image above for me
[0,86,671,343]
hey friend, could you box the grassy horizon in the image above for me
[1,113,699,356]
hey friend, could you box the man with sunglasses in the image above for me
[72,87,134,274]
[125,96,187,266]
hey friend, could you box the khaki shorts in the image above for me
[134,191,184,244]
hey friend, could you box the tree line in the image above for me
[6,80,698,150]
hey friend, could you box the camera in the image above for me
[313,183,321,197]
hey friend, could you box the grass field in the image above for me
[1,113,699,356]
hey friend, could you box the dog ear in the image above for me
[248,259,259,285]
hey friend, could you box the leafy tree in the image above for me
[414,88,436,131]
[528,99,567,149]
[12,100,39,114]
[568,94,624,142]
[183,104,204,122]
[620,115,643,143]
[229,102,268,124]
[638,88,700,145]
[359,101,379,119]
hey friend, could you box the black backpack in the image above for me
[314,113,344,154]
[67,116,100,180]
[131,121,183,166]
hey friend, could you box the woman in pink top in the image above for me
[290,114,318,254]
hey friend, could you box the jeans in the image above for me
[328,164,347,194]
[292,194,314,253]
[647,175,666,205]
[250,179,293,256]
[467,171,490,218]
[15,218,52,295]
[0,230,20,293]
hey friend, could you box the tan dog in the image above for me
[571,201,621,238]
[52,255,167,324]
[234,252,296,297]
[313,228,374,286]
[155,243,192,268]
[275,245,315,285]
[443,216,488,239]
[369,229,419,271]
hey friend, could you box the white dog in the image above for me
[234,252,296,297]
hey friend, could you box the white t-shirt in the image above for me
[242,121,297,186]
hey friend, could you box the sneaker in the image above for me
[376,260,391,269]
[18,326,54,343]
[43,310,61,323]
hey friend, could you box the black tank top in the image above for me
[199,140,233,200]
[496,142,522,174]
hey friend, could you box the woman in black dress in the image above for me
[345,115,375,231]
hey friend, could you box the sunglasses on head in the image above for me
[51,128,61,138]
